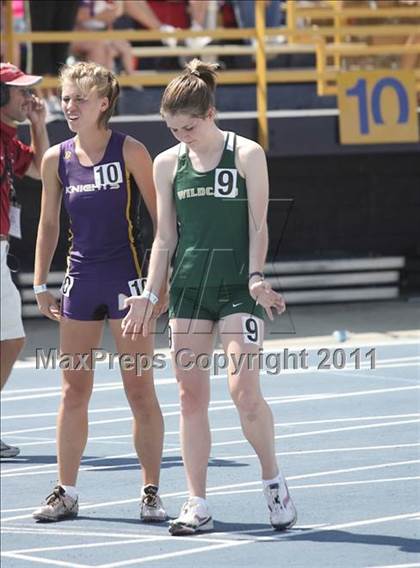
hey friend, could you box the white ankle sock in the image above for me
[61,485,78,499]
[189,496,208,508]
[262,472,285,489]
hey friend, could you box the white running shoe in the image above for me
[33,485,79,522]
[140,484,167,522]
[169,497,214,536]
[0,440,20,458]
[264,481,297,531]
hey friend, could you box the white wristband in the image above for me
[141,289,159,305]
[33,284,48,294]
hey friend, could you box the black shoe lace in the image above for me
[143,494,157,507]
[142,486,158,507]
[45,486,64,506]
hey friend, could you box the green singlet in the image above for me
[169,131,264,322]
[172,131,248,289]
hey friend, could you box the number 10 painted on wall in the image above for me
[338,70,419,144]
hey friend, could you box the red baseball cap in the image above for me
[0,63,42,87]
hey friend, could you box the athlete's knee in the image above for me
[179,384,208,416]
[230,385,262,416]
[125,383,160,414]
[61,380,91,410]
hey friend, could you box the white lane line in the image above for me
[3,408,419,427]
[0,377,178,402]
[0,552,89,568]
[0,399,233,420]
[0,526,242,546]
[6,413,420,448]
[3,385,419,436]
[342,371,420,385]
[2,418,419,478]
[364,564,420,568]
[225,442,420,461]
[310,511,420,532]
[2,460,419,523]
[2,537,161,555]
[3,356,419,402]
[2,477,418,524]
[1,527,161,538]
[2,444,419,500]
[98,541,249,568]
[204,460,420,492]
[2,419,419,478]
[213,511,420,541]
[13,426,420,449]
[5,512,417,568]
[209,476,420,496]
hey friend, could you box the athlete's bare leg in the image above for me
[219,313,278,480]
[1,337,25,389]
[170,318,216,498]
[109,319,164,487]
[57,318,104,486]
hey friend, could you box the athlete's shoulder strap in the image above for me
[225,131,236,152]
[178,142,187,157]
[222,131,237,168]
[57,137,75,186]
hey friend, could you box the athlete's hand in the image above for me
[36,291,60,322]
[122,296,154,338]
[249,279,286,320]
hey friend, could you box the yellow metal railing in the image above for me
[287,0,420,96]
[3,0,420,149]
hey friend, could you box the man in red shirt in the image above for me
[1,63,49,458]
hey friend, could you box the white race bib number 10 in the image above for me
[94,162,123,188]
[128,278,146,296]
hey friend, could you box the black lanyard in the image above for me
[1,150,18,205]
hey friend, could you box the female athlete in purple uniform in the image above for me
[32,62,167,523]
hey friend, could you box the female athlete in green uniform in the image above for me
[122,59,297,536]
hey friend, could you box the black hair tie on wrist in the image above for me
[249,271,264,280]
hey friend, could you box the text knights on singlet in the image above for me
[65,183,120,193]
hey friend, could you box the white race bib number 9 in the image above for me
[214,168,238,198]
[242,316,262,345]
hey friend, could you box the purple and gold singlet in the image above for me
[58,131,144,320]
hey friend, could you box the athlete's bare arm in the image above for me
[122,146,179,337]
[34,145,63,321]
[237,136,285,319]
[123,136,157,231]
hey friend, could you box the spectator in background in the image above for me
[116,1,212,70]
[71,1,136,76]
[231,0,286,44]
[0,63,49,458]
[28,1,79,121]
[185,1,212,49]
[145,0,211,47]
[122,0,177,47]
